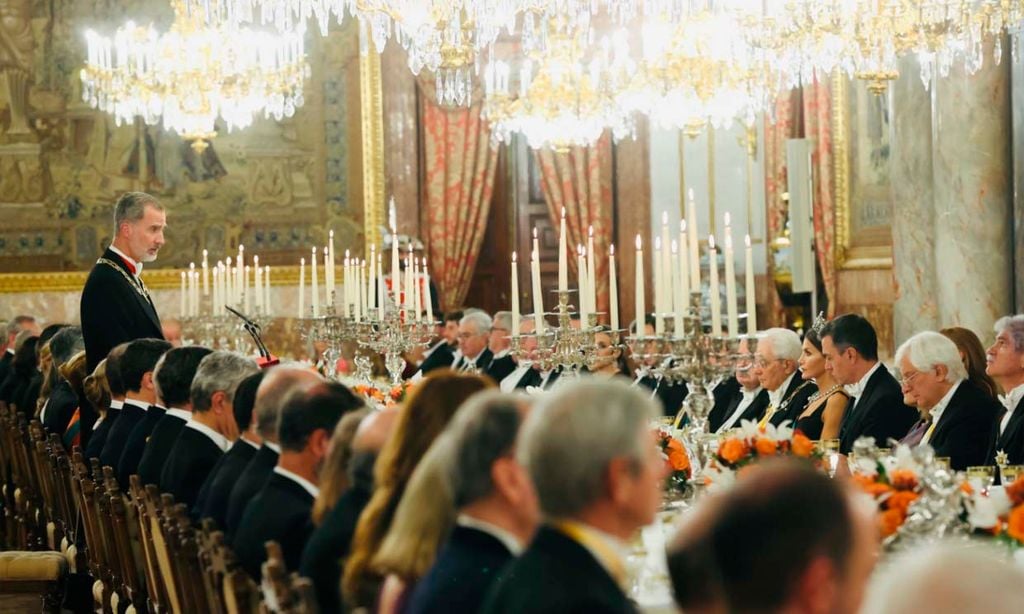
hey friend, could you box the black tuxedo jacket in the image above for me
[195,438,258,525]
[481,525,636,614]
[81,247,164,371]
[409,525,513,614]
[839,366,918,454]
[98,402,148,473]
[160,425,225,510]
[232,472,315,578]
[117,405,166,489]
[417,343,456,376]
[225,445,280,538]
[300,452,375,614]
[42,379,80,437]
[924,381,1000,471]
[0,351,12,394]
[485,354,517,384]
[136,412,188,487]
[15,372,41,415]
[709,386,770,433]
[457,348,494,373]
[989,397,1024,467]
[637,375,689,417]
[84,405,120,462]
[769,376,818,428]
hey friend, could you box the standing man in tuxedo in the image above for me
[894,332,999,470]
[455,312,494,373]
[485,312,517,384]
[161,351,259,509]
[81,192,166,371]
[821,314,917,454]
[986,315,1024,466]
[753,328,816,428]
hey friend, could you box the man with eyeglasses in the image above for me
[454,311,495,374]
[753,328,816,429]
[708,339,768,434]
[895,332,998,470]
[820,314,916,455]
[485,311,518,383]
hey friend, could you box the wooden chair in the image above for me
[101,467,149,612]
[196,519,261,614]
[71,453,114,613]
[144,487,184,614]
[259,542,319,614]
[130,475,170,614]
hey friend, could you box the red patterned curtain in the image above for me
[421,100,499,311]
[534,134,614,318]
[802,78,838,315]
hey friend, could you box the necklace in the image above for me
[97,257,152,302]
[807,383,843,404]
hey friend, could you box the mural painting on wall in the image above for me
[848,79,894,252]
[0,0,365,274]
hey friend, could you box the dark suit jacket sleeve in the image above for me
[856,393,918,448]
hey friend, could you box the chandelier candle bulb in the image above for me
[745,235,757,334]
[225,257,233,305]
[678,220,690,308]
[404,246,414,315]
[653,237,664,336]
[299,257,305,319]
[377,253,385,316]
[532,227,540,259]
[264,266,271,317]
[390,199,401,308]
[180,271,186,318]
[423,258,434,324]
[212,267,219,316]
[311,248,319,317]
[254,258,262,313]
[688,190,700,293]
[587,226,596,317]
[635,235,646,333]
[369,245,377,310]
[531,249,545,335]
[660,211,673,320]
[188,262,196,316]
[723,214,738,338]
[511,252,520,337]
[412,257,421,322]
[577,245,589,324]
[328,230,336,297]
[609,245,619,331]
[559,207,568,294]
[244,265,251,314]
[323,247,330,306]
[202,250,209,296]
[672,240,684,336]
[709,235,722,336]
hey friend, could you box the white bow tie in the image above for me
[1000,395,1016,412]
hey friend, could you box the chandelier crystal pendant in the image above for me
[80,0,311,152]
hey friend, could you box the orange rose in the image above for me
[1005,476,1024,507]
[853,475,892,498]
[666,438,684,453]
[719,439,748,464]
[889,469,919,491]
[885,491,919,515]
[791,433,814,458]
[755,438,778,456]
[668,449,690,472]
[960,482,975,496]
[879,508,904,538]
[1006,506,1024,544]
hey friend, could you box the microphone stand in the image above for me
[225,306,280,368]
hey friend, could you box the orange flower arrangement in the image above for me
[791,432,814,458]
[966,475,1024,547]
[657,430,691,492]
[701,421,824,487]
[1006,506,1024,543]
[852,463,921,539]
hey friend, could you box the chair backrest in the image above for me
[71,453,111,595]
[130,475,169,614]
[259,541,320,614]
[198,520,259,614]
[166,502,211,613]
[145,487,183,614]
[95,466,128,608]
[107,476,148,609]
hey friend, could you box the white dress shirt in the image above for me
[768,371,798,410]
[844,362,883,407]
[717,387,764,433]
[922,380,961,445]
[500,363,531,392]
[165,408,192,422]
[185,420,231,452]
[123,398,151,412]
[457,514,524,555]
[273,466,319,498]
[999,383,1024,435]
[109,399,124,410]
[108,244,143,276]
[265,441,282,454]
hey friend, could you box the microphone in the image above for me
[224,306,280,368]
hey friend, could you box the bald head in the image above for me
[352,407,398,453]
[253,365,323,442]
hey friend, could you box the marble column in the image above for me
[890,55,940,344]
[931,36,1013,339]
[1012,31,1024,312]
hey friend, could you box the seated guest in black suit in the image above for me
[821,314,917,454]
[99,338,171,476]
[301,408,394,614]
[631,316,689,416]
[194,371,264,522]
[454,311,494,373]
[894,332,1000,470]
[667,461,877,614]
[709,356,768,434]
[498,319,539,392]
[0,332,38,408]
[412,310,462,379]
[233,382,362,578]
[224,366,323,536]
[161,351,259,508]
[753,328,816,428]
[39,326,85,436]
[986,315,1024,466]
[485,311,517,384]
[482,379,663,614]
[0,316,38,388]
[409,392,538,614]
[136,346,213,486]
[84,343,128,462]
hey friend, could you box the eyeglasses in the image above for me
[897,370,923,387]
[753,357,783,369]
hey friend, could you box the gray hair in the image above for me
[253,363,323,440]
[113,191,162,234]
[48,326,84,366]
[190,351,259,412]
[446,391,526,508]
[863,541,1024,614]
[894,332,967,384]
[760,327,802,362]
[994,315,1024,353]
[519,378,658,518]
[460,311,493,335]
[492,311,513,332]
[5,315,35,340]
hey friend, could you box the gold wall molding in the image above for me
[0,266,310,294]
[359,31,387,261]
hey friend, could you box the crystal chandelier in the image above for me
[80,0,310,152]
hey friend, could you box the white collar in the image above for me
[768,371,798,408]
[265,441,282,454]
[999,383,1024,413]
[925,380,962,429]
[5,348,13,356]
[457,513,524,555]
[450,349,463,366]
[718,387,763,433]
[185,419,231,452]
[110,399,124,410]
[108,244,143,275]
[845,362,882,399]
[492,348,511,360]
[462,352,483,367]
[500,363,531,393]
[239,437,260,450]
[273,466,319,498]
[165,408,192,421]
[123,398,151,412]
[423,339,446,359]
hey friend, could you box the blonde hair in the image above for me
[312,408,371,526]
[83,359,112,419]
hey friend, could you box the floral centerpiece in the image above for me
[351,380,415,409]
[964,475,1024,548]
[352,383,386,407]
[657,429,691,493]
[389,380,415,405]
[702,420,819,488]
[850,454,921,539]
